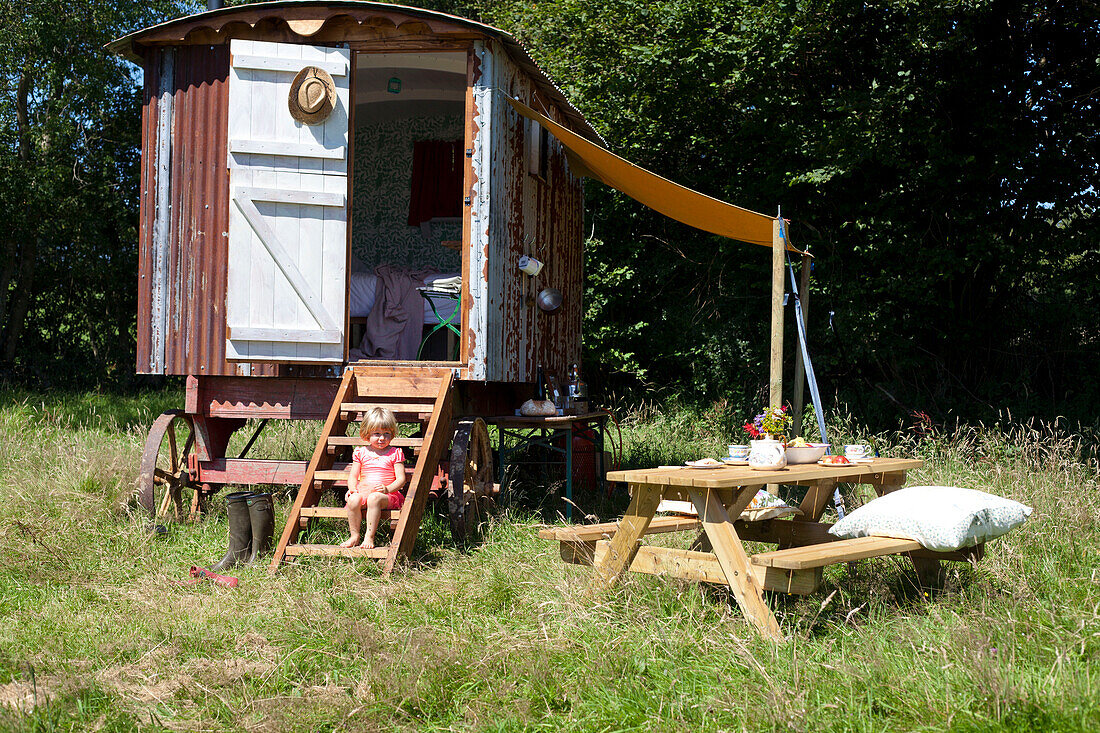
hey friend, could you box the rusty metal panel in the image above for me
[136,49,161,373]
[161,45,279,377]
[485,45,584,385]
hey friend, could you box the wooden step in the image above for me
[327,436,424,448]
[314,458,424,482]
[314,469,351,482]
[537,516,702,542]
[299,506,394,519]
[750,536,923,570]
[352,375,448,400]
[297,506,399,532]
[283,544,390,559]
[339,401,434,420]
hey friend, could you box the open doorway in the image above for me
[347,51,467,363]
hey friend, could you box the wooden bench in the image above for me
[543,517,983,596]
[537,516,702,543]
[751,536,921,569]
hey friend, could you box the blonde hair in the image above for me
[359,406,398,441]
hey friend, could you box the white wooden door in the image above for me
[226,39,350,363]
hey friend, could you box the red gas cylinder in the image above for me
[571,423,598,491]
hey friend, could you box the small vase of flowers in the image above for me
[744,406,792,470]
[743,405,793,442]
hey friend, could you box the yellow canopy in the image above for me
[506,96,799,252]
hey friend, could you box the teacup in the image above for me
[727,444,751,461]
[844,443,871,460]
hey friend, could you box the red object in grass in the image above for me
[189,566,239,588]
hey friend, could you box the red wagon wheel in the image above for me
[448,418,495,543]
[137,410,198,521]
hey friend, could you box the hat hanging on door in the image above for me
[288,66,337,125]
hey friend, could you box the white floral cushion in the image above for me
[828,485,1032,551]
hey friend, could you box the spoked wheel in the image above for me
[448,418,496,544]
[137,410,198,521]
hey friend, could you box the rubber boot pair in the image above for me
[211,491,275,572]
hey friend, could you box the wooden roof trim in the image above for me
[109,3,505,60]
[108,1,603,143]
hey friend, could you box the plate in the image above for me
[721,458,749,465]
[817,459,855,467]
[685,460,724,469]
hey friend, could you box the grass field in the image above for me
[0,388,1098,732]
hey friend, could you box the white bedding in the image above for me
[350,272,459,323]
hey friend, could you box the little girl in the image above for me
[341,407,407,549]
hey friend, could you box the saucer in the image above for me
[721,457,749,465]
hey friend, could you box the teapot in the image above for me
[748,438,787,471]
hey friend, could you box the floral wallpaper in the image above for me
[351,113,463,272]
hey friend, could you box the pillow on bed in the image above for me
[828,485,1031,551]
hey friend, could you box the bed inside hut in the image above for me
[346,51,467,364]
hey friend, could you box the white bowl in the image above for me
[785,444,828,464]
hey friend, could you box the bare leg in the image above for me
[341,491,364,548]
[361,492,391,549]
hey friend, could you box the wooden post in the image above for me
[792,252,811,437]
[768,219,785,497]
[769,219,785,409]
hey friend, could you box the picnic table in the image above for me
[540,458,983,640]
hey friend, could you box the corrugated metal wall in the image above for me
[137,44,277,377]
[136,49,160,373]
[485,43,584,384]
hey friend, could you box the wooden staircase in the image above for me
[269,365,454,575]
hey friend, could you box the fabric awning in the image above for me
[506,96,800,252]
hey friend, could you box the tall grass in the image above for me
[0,389,1097,731]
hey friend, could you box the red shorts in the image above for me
[359,491,404,511]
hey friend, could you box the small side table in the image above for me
[416,288,460,360]
[484,412,609,520]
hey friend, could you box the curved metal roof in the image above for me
[108,0,601,142]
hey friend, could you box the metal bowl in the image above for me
[536,287,563,313]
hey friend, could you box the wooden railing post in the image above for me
[769,218,785,410]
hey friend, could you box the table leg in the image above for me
[565,425,573,521]
[689,488,784,641]
[590,483,663,591]
[868,470,941,586]
[798,478,839,523]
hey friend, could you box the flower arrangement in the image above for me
[743,405,792,440]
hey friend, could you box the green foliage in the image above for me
[4,0,1098,429]
[0,1,194,387]
[472,0,1099,426]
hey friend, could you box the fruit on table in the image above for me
[821,455,851,465]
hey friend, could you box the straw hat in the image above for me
[288,66,337,125]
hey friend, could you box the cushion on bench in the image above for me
[829,485,1031,551]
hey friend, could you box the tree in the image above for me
[473,0,1099,423]
[0,0,193,384]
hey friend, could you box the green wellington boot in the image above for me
[210,492,254,572]
[246,492,275,565]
